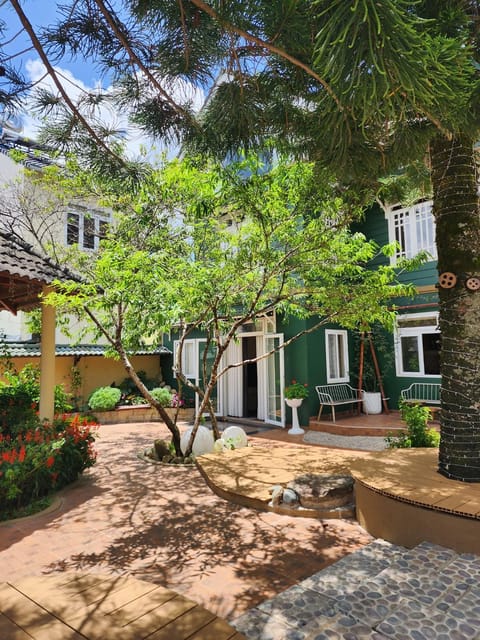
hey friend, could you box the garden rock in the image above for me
[222,426,248,448]
[282,488,299,505]
[154,440,171,459]
[180,426,215,456]
[270,484,284,506]
[287,474,354,509]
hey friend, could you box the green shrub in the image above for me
[386,401,440,449]
[0,387,38,438]
[119,371,159,395]
[0,363,73,417]
[149,387,174,407]
[88,386,122,411]
[0,415,98,518]
[54,384,74,413]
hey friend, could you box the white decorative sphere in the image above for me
[214,438,228,453]
[180,426,215,456]
[222,426,248,449]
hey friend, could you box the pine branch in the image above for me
[189,0,344,112]
[95,0,198,129]
[9,0,126,166]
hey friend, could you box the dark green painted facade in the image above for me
[161,204,440,428]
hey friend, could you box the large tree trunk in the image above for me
[430,134,480,482]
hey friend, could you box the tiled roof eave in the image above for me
[4,343,171,357]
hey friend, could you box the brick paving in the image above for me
[0,422,372,622]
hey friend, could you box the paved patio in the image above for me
[0,422,373,623]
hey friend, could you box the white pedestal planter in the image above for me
[285,398,305,435]
[362,391,382,415]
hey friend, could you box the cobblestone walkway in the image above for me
[233,540,480,639]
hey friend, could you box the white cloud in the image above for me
[18,58,205,162]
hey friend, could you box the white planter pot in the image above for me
[285,398,304,434]
[362,391,382,415]
[285,398,303,409]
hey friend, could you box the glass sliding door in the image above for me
[263,334,285,426]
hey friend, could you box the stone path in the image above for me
[303,431,388,451]
[232,540,480,639]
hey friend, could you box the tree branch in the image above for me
[189,0,343,111]
[95,0,199,128]
[9,0,126,166]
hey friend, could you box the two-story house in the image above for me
[160,200,439,428]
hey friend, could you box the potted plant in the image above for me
[284,380,308,435]
[284,380,309,406]
[352,327,394,415]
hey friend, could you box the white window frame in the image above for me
[384,200,437,264]
[173,339,197,379]
[66,208,110,250]
[394,312,441,378]
[325,329,349,383]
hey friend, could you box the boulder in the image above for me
[270,484,284,506]
[282,488,299,505]
[287,474,354,509]
[222,426,248,448]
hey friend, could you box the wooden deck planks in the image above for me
[123,594,199,638]
[187,616,243,639]
[146,605,217,640]
[104,585,180,627]
[0,575,246,640]
[350,448,480,519]
[0,611,33,640]
[0,583,85,640]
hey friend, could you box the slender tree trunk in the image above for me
[430,134,480,482]
[118,349,182,455]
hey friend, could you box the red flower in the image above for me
[46,456,55,468]
[18,445,26,463]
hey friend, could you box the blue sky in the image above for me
[1,1,203,158]
[2,1,107,85]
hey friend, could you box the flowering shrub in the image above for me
[0,414,98,517]
[171,392,185,408]
[284,380,309,399]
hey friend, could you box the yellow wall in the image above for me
[6,354,163,406]
[76,355,163,401]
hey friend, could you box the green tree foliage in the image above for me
[3,1,480,479]
[46,154,417,455]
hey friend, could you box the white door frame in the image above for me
[262,333,285,427]
[223,330,285,426]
